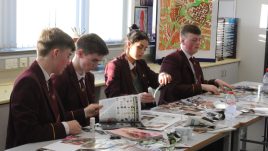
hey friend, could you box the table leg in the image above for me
[231,127,241,151]
[241,127,247,151]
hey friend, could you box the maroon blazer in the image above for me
[159,50,216,104]
[105,53,159,108]
[6,61,68,149]
[53,62,95,126]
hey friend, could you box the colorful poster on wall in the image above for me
[155,0,218,62]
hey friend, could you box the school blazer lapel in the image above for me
[179,51,195,81]
[31,61,58,120]
[123,58,136,93]
[68,63,88,107]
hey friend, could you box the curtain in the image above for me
[0,0,16,49]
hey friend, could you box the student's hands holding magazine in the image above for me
[139,92,154,103]
[84,103,103,118]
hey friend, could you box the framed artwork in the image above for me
[155,0,219,62]
[134,7,148,33]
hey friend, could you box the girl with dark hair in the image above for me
[105,25,171,109]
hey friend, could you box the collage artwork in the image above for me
[158,0,213,51]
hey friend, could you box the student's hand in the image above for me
[139,92,155,103]
[158,72,172,85]
[215,79,234,92]
[84,104,103,118]
[67,120,81,135]
[201,84,220,95]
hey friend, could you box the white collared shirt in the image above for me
[38,62,51,89]
[127,59,136,70]
[76,72,86,85]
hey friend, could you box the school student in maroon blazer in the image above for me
[53,33,109,126]
[159,24,233,104]
[6,28,82,149]
[105,25,172,109]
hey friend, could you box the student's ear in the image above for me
[76,49,84,58]
[51,48,60,58]
[127,41,132,48]
[180,36,185,45]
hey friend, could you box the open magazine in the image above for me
[99,94,141,123]
[141,110,188,131]
[107,127,163,141]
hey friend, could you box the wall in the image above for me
[219,0,267,82]
[236,0,267,82]
[218,0,236,18]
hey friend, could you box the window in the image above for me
[88,0,127,43]
[0,0,132,50]
[16,0,77,48]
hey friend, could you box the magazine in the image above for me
[141,110,188,131]
[99,94,141,122]
[39,136,135,151]
[107,127,163,140]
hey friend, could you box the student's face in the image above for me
[181,33,201,55]
[80,52,104,71]
[53,48,72,75]
[127,39,148,62]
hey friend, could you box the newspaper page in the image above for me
[99,95,141,122]
[141,110,188,131]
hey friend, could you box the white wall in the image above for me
[219,0,267,82]
[218,0,236,18]
[236,0,267,82]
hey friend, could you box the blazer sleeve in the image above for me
[104,61,123,97]
[203,79,217,86]
[64,109,87,126]
[9,77,66,145]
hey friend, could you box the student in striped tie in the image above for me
[159,23,234,151]
[53,33,109,126]
[6,28,82,149]
[159,24,233,104]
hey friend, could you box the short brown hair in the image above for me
[76,33,109,56]
[37,28,75,56]
[180,24,201,36]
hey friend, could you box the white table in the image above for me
[6,81,267,151]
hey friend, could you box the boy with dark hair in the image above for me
[6,28,82,149]
[53,33,109,126]
[159,24,233,104]
[160,23,234,151]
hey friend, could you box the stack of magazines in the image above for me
[216,18,238,60]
